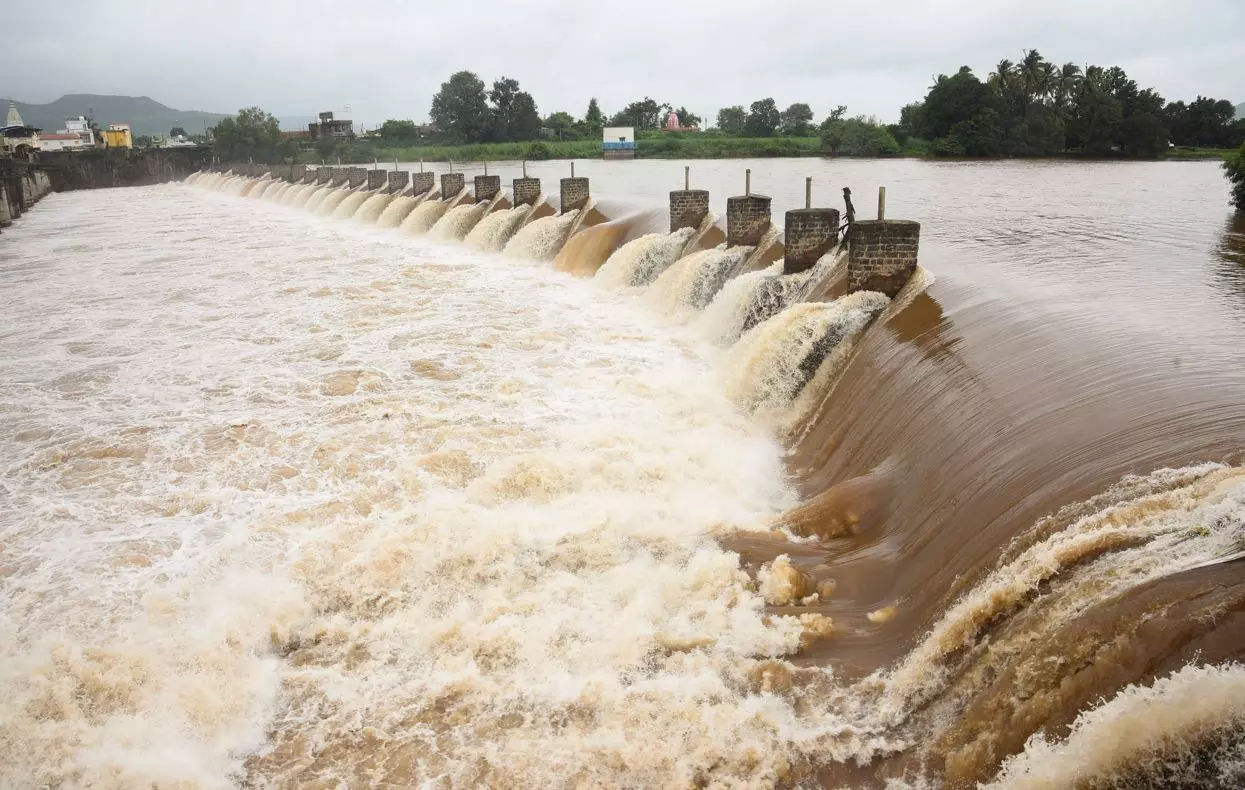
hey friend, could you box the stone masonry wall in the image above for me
[316,167,335,184]
[669,189,709,232]
[784,208,840,274]
[726,194,772,247]
[474,175,501,203]
[289,165,307,183]
[303,168,318,184]
[560,177,590,213]
[346,167,367,188]
[367,170,387,190]
[440,173,465,199]
[513,177,541,206]
[411,172,435,194]
[847,219,920,297]
[387,171,410,193]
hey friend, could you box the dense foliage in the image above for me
[212,107,286,163]
[1225,143,1245,213]
[899,50,1244,157]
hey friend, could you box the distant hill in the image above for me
[1,94,231,137]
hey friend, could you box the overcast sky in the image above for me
[3,0,1242,129]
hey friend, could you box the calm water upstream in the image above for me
[2,158,1243,788]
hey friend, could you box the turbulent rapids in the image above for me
[2,165,1243,790]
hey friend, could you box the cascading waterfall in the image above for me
[722,291,890,426]
[302,186,333,211]
[464,205,532,252]
[399,200,449,234]
[428,202,488,241]
[595,227,697,288]
[351,192,393,224]
[697,248,848,344]
[285,184,315,207]
[503,210,582,260]
[330,190,371,220]
[645,246,753,320]
[315,188,351,217]
[376,196,418,228]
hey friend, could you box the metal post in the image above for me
[484,161,488,175]
[745,169,751,196]
[684,166,689,190]
[449,159,453,173]
[878,186,887,220]
[522,160,527,178]
[805,177,812,209]
[420,159,424,173]
[571,161,575,178]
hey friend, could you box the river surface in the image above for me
[1,158,1243,789]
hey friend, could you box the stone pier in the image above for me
[367,169,386,190]
[783,208,840,274]
[387,171,410,193]
[847,220,920,297]
[316,167,335,184]
[345,167,367,188]
[0,183,12,227]
[560,177,590,213]
[513,177,541,206]
[303,168,318,184]
[289,165,307,183]
[474,175,501,203]
[411,172,436,194]
[726,194,772,247]
[440,173,465,199]
[669,189,709,232]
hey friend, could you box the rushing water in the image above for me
[2,160,1244,789]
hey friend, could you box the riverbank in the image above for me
[302,137,1234,165]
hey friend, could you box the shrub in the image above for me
[525,141,552,160]
[1225,142,1245,213]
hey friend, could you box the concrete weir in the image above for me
[847,219,921,297]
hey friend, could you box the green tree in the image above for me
[745,98,780,136]
[609,98,665,130]
[820,116,900,156]
[377,119,419,144]
[212,106,281,163]
[778,103,815,136]
[674,106,702,128]
[169,126,187,138]
[583,97,605,137]
[430,71,490,144]
[508,92,541,141]
[487,77,520,141]
[1224,142,1245,212]
[716,106,746,135]
[1119,111,1169,157]
[545,111,577,140]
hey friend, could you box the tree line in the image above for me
[210,55,1241,164]
[897,49,1243,157]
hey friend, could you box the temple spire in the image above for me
[5,101,24,127]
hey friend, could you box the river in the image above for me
[1,158,1243,788]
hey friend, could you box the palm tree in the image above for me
[1020,49,1046,106]
[1053,63,1082,114]
[990,58,1015,93]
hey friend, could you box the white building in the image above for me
[36,116,96,151]
[601,126,636,160]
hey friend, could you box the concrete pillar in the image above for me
[474,175,501,203]
[317,167,335,184]
[367,169,387,190]
[783,208,841,274]
[412,172,436,194]
[289,165,307,183]
[560,177,590,213]
[669,189,709,232]
[847,220,921,297]
[387,171,409,193]
[347,167,368,188]
[440,172,464,199]
[513,177,541,206]
[726,194,772,247]
[0,184,11,227]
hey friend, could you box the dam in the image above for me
[1,156,1243,789]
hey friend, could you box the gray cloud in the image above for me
[2,0,1241,128]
